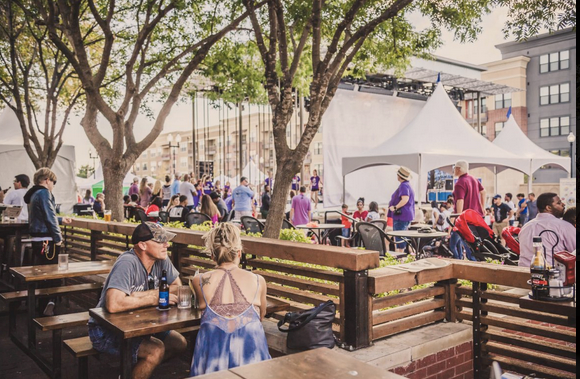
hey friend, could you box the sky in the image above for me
[3,7,514,170]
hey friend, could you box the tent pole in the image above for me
[342,176,346,204]
[477,91,481,135]
[418,154,423,204]
[528,161,533,194]
[494,166,498,195]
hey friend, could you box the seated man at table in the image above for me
[518,193,576,268]
[88,222,187,379]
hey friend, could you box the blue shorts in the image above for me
[89,324,170,364]
[393,220,411,249]
[341,228,351,238]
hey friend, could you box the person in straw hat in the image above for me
[388,167,416,253]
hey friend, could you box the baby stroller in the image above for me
[501,226,521,255]
[452,209,519,265]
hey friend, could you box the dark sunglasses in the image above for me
[148,275,155,290]
[51,178,57,185]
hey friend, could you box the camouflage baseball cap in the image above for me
[132,222,176,244]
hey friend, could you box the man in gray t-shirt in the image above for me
[89,222,186,378]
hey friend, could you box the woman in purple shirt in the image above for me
[388,167,415,253]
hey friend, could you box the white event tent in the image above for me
[341,82,530,202]
[492,112,570,191]
[229,160,266,186]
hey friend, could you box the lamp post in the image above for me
[89,151,98,179]
[567,132,576,178]
[166,133,181,177]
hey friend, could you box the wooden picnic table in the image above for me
[188,347,408,378]
[386,229,448,254]
[9,260,114,353]
[0,221,29,276]
[90,296,289,379]
[295,223,345,244]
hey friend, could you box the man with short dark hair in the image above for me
[505,193,516,226]
[518,193,576,267]
[291,186,311,226]
[232,177,254,221]
[3,174,30,222]
[89,222,186,379]
[452,160,485,216]
[491,195,513,245]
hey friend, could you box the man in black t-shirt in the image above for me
[491,194,513,245]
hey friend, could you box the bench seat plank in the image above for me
[0,282,102,302]
[34,311,90,331]
[64,336,98,358]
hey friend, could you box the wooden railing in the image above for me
[452,261,576,379]
[62,219,380,350]
[61,220,576,378]
[368,261,456,341]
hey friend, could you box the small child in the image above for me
[340,204,352,247]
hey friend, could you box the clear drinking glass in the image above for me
[58,254,69,270]
[177,285,192,309]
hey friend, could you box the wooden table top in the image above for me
[386,230,448,238]
[0,221,29,230]
[296,224,345,229]
[90,297,289,339]
[518,295,576,319]
[90,306,203,339]
[188,348,408,378]
[11,260,114,282]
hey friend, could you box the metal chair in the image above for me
[135,208,149,223]
[158,211,169,223]
[185,212,212,227]
[356,222,406,260]
[370,219,388,231]
[240,216,265,234]
[281,219,295,230]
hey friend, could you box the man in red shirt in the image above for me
[452,160,486,216]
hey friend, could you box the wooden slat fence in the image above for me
[452,261,576,379]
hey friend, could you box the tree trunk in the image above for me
[102,166,126,222]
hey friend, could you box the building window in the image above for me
[471,98,486,115]
[314,142,323,155]
[149,149,156,158]
[180,157,187,167]
[180,145,187,152]
[142,163,147,171]
[494,93,511,109]
[540,83,570,105]
[540,116,570,137]
[150,162,156,171]
[135,165,140,172]
[494,122,504,137]
[540,50,570,73]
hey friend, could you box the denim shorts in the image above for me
[89,324,170,364]
[392,220,411,249]
[341,228,351,238]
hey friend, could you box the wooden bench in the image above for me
[63,324,202,378]
[0,282,102,338]
[64,336,98,379]
[34,311,90,379]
